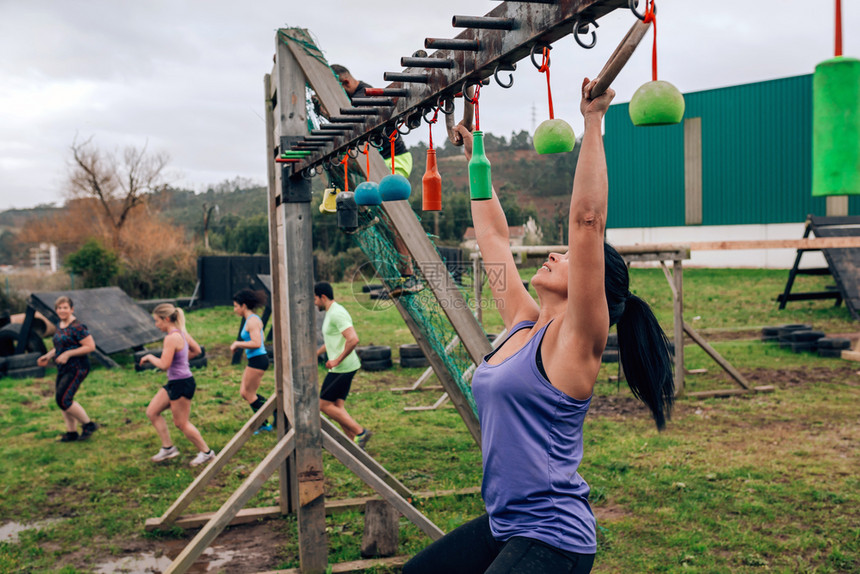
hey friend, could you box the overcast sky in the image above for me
[1,1,857,210]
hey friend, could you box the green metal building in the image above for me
[604,74,857,230]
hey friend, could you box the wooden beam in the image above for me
[164,430,296,574]
[685,385,775,399]
[151,397,276,528]
[689,238,860,251]
[145,487,482,532]
[683,322,750,390]
[275,33,328,573]
[320,416,414,501]
[839,350,860,361]
[322,433,445,542]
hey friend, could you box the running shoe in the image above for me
[59,431,79,442]
[254,423,274,435]
[79,422,98,441]
[355,429,373,450]
[190,450,216,467]
[151,445,180,462]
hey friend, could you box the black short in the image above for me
[320,370,357,402]
[164,376,196,401]
[247,354,269,371]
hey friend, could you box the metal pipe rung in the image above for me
[364,88,410,97]
[383,72,430,83]
[452,16,516,30]
[329,116,368,123]
[400,57,455,69]
[319,124,354,130]
[350,97,395,106]
[424,38,480,51]
[339,108,382,116]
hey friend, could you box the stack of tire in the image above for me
[398,344,428,369]
[356,345,392,371]
[762,324,851,357]
[0,322,48,379]
[134,346,208,371]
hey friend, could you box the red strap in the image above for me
[388,127,398,175]
[473,85,481,131]
[363,142,370,176]
[539,48,554,119]
[427,107,440,150]
[644,1,657,81]
[339,154,349,192]
[836,0,843,57]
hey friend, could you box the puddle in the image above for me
[0,519,65,543]
[93,545,239,574]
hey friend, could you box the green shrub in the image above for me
[64,239,119,287]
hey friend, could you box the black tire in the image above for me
[361,358,392,371]
[134,348,162,363]
[189,356,208,369]
[369,291,389,300]
[486,333,499,343]
[761,326,782,337]
[816,337,851,350]
[777,324,813,341]
[790,342,816,353]
[761,335,779,343]
[7,366,46,379]
[818,347,844,358]
[606,333,618,348]
[6,352,42,370]
[362,284,384,293]
[0,324,47,357]
[399,344,425,359]
[356,345,391,361]
[400,356,429,369]
[601,349,619,363]
[0,357,7,375]
[135,361,157,372]
[788,330,826,343]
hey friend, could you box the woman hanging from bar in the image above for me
[403,77,675,574]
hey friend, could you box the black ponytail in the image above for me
[616,294,675,430]
[604,243,675,430]
[233,288,268,310]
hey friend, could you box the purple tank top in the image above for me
[471,320,596,554]
[166,330,192,381]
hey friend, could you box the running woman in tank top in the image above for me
[404,79,675,574]
[37,296,98,442]
[229,289,272,433]
[140,303,215,467]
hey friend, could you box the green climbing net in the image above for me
[348,206,483,416]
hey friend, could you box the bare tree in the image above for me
[68,135,170,249]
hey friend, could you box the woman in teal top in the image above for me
[230,289,271,432]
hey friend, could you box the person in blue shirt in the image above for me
[230,289,272,433]
[403,78,675,573]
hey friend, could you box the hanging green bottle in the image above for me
[469,130,492,201]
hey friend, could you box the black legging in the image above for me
[403,514,594,574]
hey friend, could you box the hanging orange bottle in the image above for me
[422,148,442,211]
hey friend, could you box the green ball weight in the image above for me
[629,80,685,126]
[533,118,576,154]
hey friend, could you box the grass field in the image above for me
[0,267,858,573]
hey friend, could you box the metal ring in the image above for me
[368,132,385,148]
[423,105,439,124]
[329,155,342,167]
[573,18,598,49]
[461,78,483,102]
[437,95,455,115]
[396,121,411,136]
[530,43,552,70]
[407,111,423,130]
[301,166,316,180]
[629,0,645,20]
[493,62,516,89]
[347,145,359,159]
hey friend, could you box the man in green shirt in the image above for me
[314,282,372,449]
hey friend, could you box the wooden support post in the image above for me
[683,322,751,390]
[322,432,444,542]
[274,34,327,573]
[320,416,413,501]
[266,71,296,514]
[164,430,296,574]
[361,500,399,558]
[659,261,686,396]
